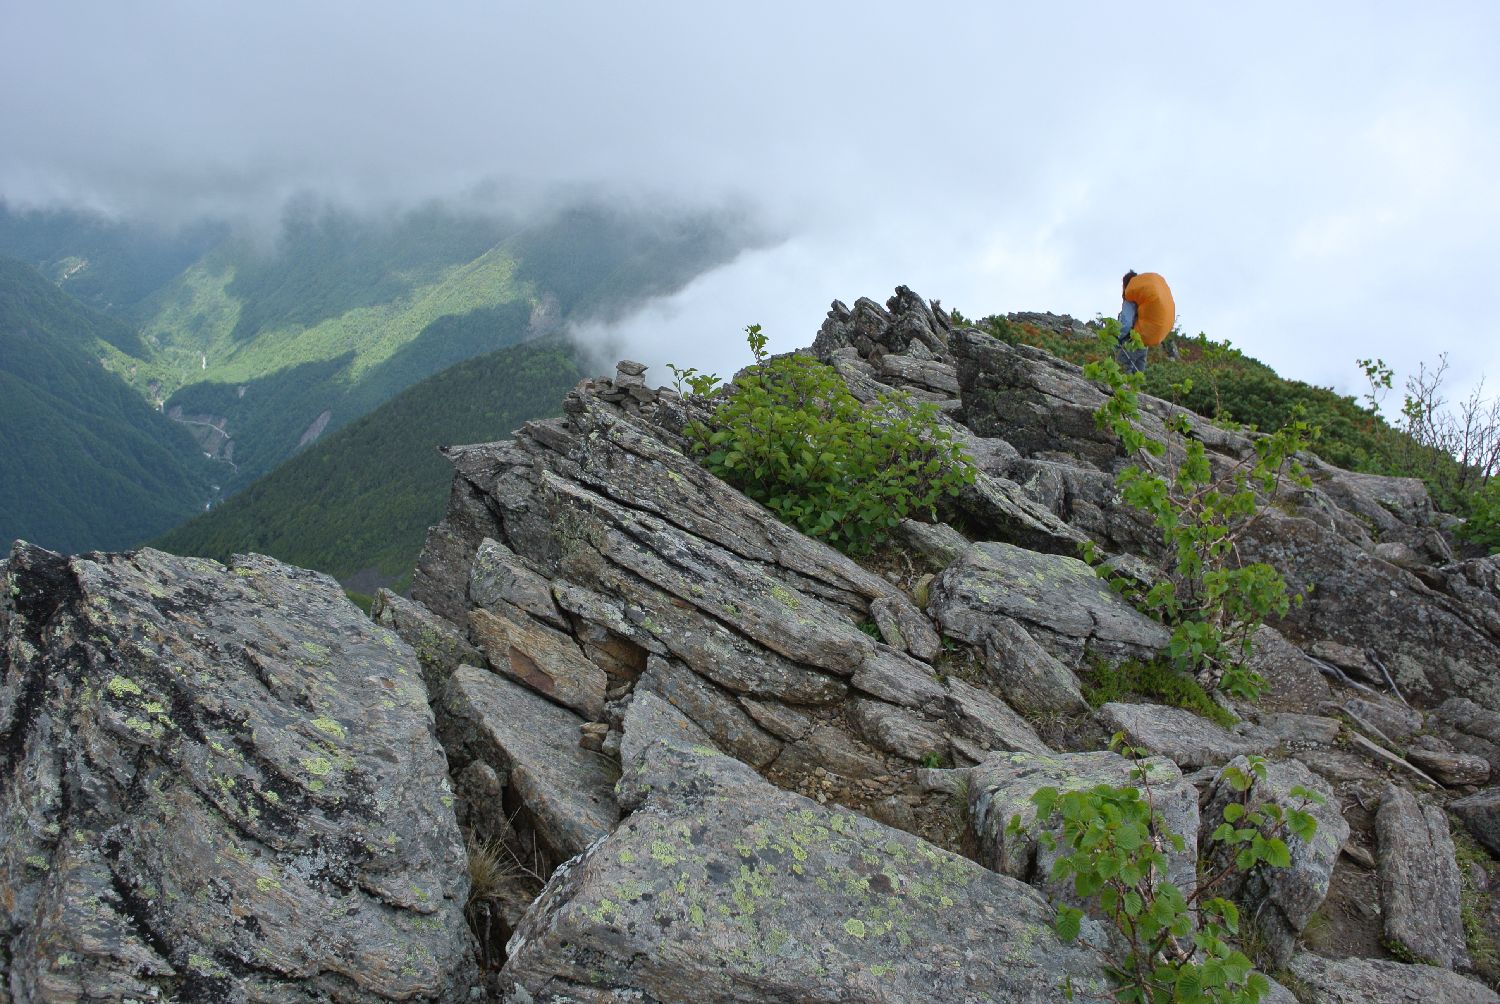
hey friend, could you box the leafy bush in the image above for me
[1017,748,1323,1004]
[1085,326,1311,699]
[1461,478,1500,553]
[682,325,975,555]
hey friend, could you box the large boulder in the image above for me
[0,544,476,1002]
[1451,787,1500,856]
[1098,703,1262,771]
[929,541,1170,667]
[968,750,1199,901]
[500,736,1114,1003]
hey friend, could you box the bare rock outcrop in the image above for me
[0,543,476,1002]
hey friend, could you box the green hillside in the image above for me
[0,256,214,551]
[122,202,744,493]
[152,337,586,591]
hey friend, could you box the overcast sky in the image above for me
[4,1,1497,411]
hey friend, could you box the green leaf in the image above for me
[1054,905,1083,942]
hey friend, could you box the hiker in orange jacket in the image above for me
[1115,270,1176,374]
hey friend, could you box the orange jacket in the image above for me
[1123,273,1175,347]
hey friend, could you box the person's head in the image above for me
[1122,270,1138,294]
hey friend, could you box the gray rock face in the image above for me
[1404,746,1490,787]
[976,616,1090,715]
[1243,625,1331,711]
[1452,787,1500,856]
[1,544,475,1002]
[950,328,1122,469]
[969,750,1198,901]
[413,371,1055,838]
[469,603,608,721]
[1376,784,1468,969]
[930,541,1170,666]
[1432,697,1500,773]
[1098,703,1260,770]
[1200,756,1347,969]
[501,737,1113,1004]
[1285,953,1500,1003]
[1245,510,1500,711]
[439,665,619,869]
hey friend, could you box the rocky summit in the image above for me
[6,286,1500,1003]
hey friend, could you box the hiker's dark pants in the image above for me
[1116,341,1147,374]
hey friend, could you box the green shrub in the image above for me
[682,325,975,555]
[1457,478,1500,553]
[1017,748,1323,1003]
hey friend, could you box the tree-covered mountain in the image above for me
[0,200,227,317]
[0,198,755,554]
[151,337,586,593]
[0,256,215,551]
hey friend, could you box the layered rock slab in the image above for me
[1375,784,1467,969]
[438,665,619,868]
[1285,952,1500,1003]
[0,544,475,1003]
[930,541,1170,667]
[500,738,1112,1004]
[1098,703,1261,770]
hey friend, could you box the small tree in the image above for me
[1085,326,1312,699]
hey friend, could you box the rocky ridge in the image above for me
[6,286,1500,1002]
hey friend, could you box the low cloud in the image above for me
[4,2,1497,404]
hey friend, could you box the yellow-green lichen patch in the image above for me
[768,583,802,609]
[123,717,164,739]
[650,840,680,866]
[187,953,228,977]
[844,918,867,938]
[311,716,347,740]
[301,756,333,777]
[24,854,50,871]
[106,675,144,699]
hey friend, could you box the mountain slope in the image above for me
[0,257,214,551]
[127,201,747,493]
[152,337,586,590]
